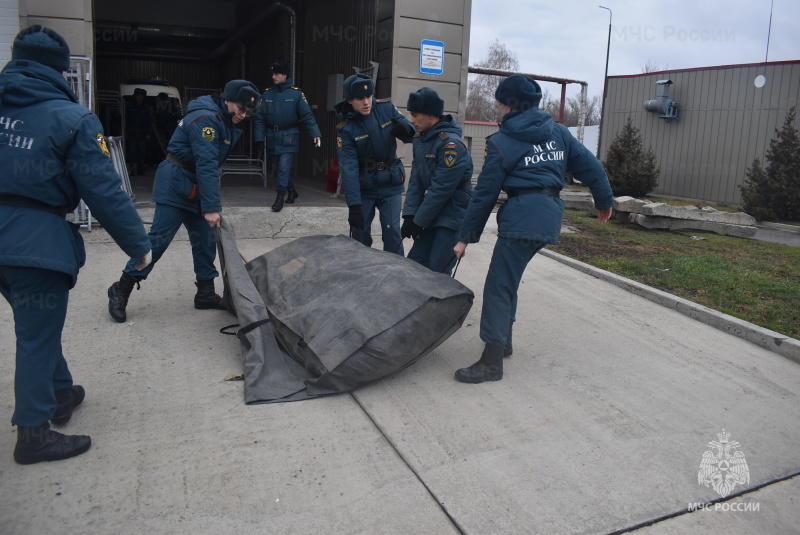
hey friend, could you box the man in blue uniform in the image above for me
[402,87,473,275]
[254,61,321,212]
[0,26,151,464]
[453,74,614,383]
[126,87,152,176]
[334,73,415,254]
[107,80,261,323]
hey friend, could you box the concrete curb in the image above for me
[540,248,800,364]
[757,221,800,234]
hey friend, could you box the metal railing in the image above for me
[72,136,134,231]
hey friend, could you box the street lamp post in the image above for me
[597,6,612,158]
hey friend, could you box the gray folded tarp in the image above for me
[217,218,474,403]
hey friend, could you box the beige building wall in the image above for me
[17,0,93,58]
[1,1,20,66]
[376,0,472,178]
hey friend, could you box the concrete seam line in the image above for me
[539,248,800,364]
[606,471,800,535]
[349,392,467,535]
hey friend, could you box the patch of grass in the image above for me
[550,210,800,339]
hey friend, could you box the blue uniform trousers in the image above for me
[0,266,73,426]
[272,153,294,191]
[123,203,218,280]
[480,237,546,347]
[353,194,404,255]
[129,138,147,169]
[407,227,458,275]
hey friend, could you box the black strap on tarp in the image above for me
[220,318,271,338]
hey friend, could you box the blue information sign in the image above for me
[419,39,445,75]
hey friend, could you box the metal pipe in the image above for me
[467,67,586,86]
[206,1,297,71]
[597,6,612,158]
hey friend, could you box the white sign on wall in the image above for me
[419,39,444,75]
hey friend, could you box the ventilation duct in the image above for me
[644,79,678,122]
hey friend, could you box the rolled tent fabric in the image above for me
[217,219,474,403]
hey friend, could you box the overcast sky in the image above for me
[468,0,800,100]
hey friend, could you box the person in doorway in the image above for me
[126,87,152,176]
[107,80,261,323]
[254,61,321,212]
[453,74,614,384]
[155,91,180,143]
[402,87,473,275]
[334,73,416,254]
[0,25,151,464]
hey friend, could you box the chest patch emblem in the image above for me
[96,133,110,157]
[201,127,216,142]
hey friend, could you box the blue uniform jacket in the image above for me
[0,60,150,287]
[334,98,413,206]
[403,116,473,231]
[152,95,242,214]
[254,79,321,155]
[459,107,614,245]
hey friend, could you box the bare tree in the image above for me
[466,40,520,122]
[539,88,560,120]
[556,94,602,126]
[641,59,668,73]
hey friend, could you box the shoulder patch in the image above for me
[337,136,343,151]
[96,133,111,157]
[444,146,458,167]
[201,127,216,142]
[336,119,350,129]
[438,132,450,141]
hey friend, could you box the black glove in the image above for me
[401,215,423,239]
[256,141,264,160]
[348,204,364,230]
[390,119,416,143]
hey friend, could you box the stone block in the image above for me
[639,203,756,225]
[630,214,758,238]
[562,193,596,215]
[614,196,648,214]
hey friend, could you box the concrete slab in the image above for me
[351,226,800,534]
[635,475,800,534]
[2,204,799,534]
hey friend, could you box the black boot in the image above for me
[455,344,504,383]
[51,385,86,426]
[107,272,140,323]
[194,279,227,310]
[286,186,299,204]
[272,190,286,212]
[14,423,91,465]
[504,321,514,357]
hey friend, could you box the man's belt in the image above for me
[0,194,69,218]
[166,152,196,174]
[270,122,299,131]
[506,187,561,199]
[359,159,396,171]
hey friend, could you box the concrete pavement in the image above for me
[1,187,799,533]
